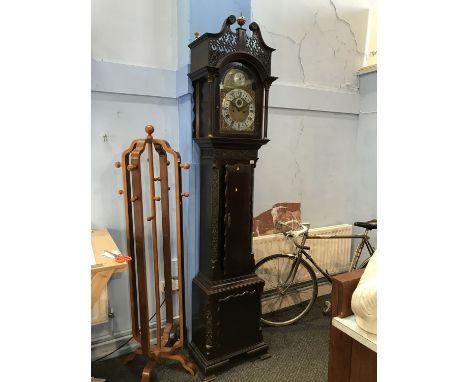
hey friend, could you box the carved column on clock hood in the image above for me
[187,15,277,378]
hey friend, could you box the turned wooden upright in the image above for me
[115,124,195,382]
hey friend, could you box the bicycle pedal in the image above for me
[322,300,331,315]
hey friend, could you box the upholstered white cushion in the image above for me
[351,251,377,334]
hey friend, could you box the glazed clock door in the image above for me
[223,163,253,277]
[219,67,258,135]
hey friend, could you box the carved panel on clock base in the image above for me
[190,273,268,376]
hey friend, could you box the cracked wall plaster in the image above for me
[252,0,374,92]
[254,109,358,226]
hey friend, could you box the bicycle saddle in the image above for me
[354,219,377,230]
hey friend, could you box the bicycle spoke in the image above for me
[276,256,281,285]
[255,254,317,326]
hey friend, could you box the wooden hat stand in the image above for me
[115,124,196,381]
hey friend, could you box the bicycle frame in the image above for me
[285,228,375,286]
[256,220,376,326]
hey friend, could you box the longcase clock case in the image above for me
[188,15,277,377]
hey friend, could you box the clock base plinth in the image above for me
[190,273,268,377]
[189,339,268,379]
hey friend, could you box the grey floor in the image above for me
[91,295,330,382]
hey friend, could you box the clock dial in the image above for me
[220,68,256,133]
[221,89,255,131]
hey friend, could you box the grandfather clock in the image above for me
[188,15,277,377]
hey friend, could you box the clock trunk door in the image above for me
[223,163,253,277]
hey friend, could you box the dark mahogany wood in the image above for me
[223,163,253,277]
[188,15,277,379]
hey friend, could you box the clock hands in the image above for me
[234,97,244,111]
[222,88,255,131]
[230,99,249,118]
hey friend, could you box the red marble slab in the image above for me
[252,202,301,236]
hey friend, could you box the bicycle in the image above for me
[254,218,377,327]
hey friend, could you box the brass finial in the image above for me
[194,32,200,39]
[237,13,246,27]
[145,124,154,135]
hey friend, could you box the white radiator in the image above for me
[253,224,353,278]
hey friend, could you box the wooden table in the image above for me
[91,229,127,324]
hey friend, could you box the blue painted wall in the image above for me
[353,70,377,249]
[91,1,254,359]
[190,0,251,37]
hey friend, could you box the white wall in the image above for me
[252,0,376,230]
[252,0,375,92]
[255,109,358,227]
[92,0,178,69]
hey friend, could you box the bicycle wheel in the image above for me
[255,254,318,326]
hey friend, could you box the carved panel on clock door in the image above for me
[223,163,252,277]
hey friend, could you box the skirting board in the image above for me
[91,317,176,361]
[318,282,332,297]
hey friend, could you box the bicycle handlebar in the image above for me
[294,225,309,238]
[278,222,310,250]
